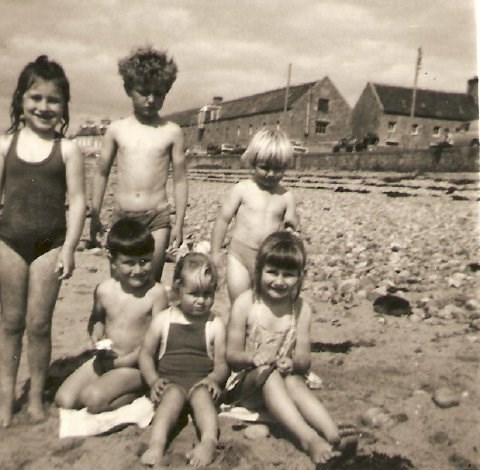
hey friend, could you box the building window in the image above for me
[315,120,328,134]
[249,124,253,136]
[276,120,280,130]
[237,126,241,137]
[388,121,396,133]
[411,124,419,135]
[317,98,329,113]
[432,126,441,136]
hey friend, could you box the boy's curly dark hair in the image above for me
[118,46,178,95]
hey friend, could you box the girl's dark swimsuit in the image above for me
[0,132,67,264]
[157,321,214,396]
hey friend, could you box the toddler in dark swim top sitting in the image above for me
[139,252,229,467]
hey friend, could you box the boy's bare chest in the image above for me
[243,191,286,214]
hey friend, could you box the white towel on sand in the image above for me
[219,404,274,423]
[59,396,154,438]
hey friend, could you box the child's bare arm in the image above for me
[226,291,256,370]
[0,135,10,203]
[292,299,312,374]
[88,285,107,345]
[56,140,86,279]
[170,126,188,249]
[210,184,243,263]
[283,190,298,231]
[151,284,170,317]
[90,126,117,241]
[207,318,229,385]
[139,314,164,387]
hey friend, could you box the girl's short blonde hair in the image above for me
[241,129,294,169]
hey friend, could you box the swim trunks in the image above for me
[112,203,171,232]
[229,238,258,278]
[156,309,214,397]
[0,132,67,264]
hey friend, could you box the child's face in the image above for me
[260,263,300,302]
[22,78,65,134]
[178,273,215,318]
[253,163,285,190]
[129,84,166,120]
[111,252,154,289]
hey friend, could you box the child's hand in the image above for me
[89,215,104,244]
[149,377,170,404]
[253,349,276,367]
[193,378,221,400]
[276,356,293,375]
[170,225,183,249]
[56,248,75,280]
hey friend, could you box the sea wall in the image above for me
[188,147,479,173]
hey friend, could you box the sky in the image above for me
[0,0,477,134]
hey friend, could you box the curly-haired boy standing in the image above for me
[90,46,188,281]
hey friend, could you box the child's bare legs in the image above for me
[56,358,144,413]
[25,249,62,421]
[151,227,170,282]
[187,386,218,467]
[55,357,99,409]
[260,369,337,464]
[0,242,28,426]
[284,374,340,444]
[226,255,252,305]
[81,368,144,413]
[141,385,186,467]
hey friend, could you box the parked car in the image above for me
[221,143,236,154]
[332,136,358,153]
[206,144,221,156]
[291,141,309,154]
[452,120,479,147]
[186,145,208,157]
[333,133,378,153]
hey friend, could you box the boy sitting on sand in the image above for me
[90,46,188,282]
[55,218,169,413]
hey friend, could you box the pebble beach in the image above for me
[0,163,479,469]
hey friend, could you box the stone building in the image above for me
[350,77,478,148]
[166,77,351,152]
[72,119,111,154]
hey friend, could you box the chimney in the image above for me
[467,76,478,106]
[212,96,223,105]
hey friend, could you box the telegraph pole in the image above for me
[410,47,422,117]
[283,63,292,125]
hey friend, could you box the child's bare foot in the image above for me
[141,447,163,467]
[27,402,47,423]
[0,404,13,428]
[186,438,216,467]
[304,435,338,465]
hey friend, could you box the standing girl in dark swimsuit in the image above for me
[0,55,86,426]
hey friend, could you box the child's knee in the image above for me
[55,389,76,409]
[81,387,106,414]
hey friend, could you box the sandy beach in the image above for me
[0,164,478,470]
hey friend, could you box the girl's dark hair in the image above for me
[8,55,70,136]
[106,218,155,258]
[254,231,306,300]
[173,252,218,294]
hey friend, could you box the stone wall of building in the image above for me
[188,146,479,173]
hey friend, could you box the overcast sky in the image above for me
[0,0,477,133]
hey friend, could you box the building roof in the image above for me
[372,83,478,121]
[166,79,325,126]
